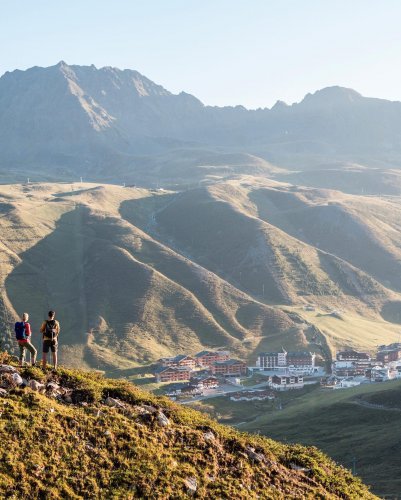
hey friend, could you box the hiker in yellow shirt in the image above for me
[40,310,60,370]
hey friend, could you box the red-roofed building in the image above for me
[194,350,230,367]
[154,366,192,383]
[210,359,247,376]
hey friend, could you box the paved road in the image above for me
[181,381,272,403]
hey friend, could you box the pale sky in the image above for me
[1,0,401,109]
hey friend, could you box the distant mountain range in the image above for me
[2,62,401,183]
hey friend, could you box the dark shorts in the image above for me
[43,339,58,353]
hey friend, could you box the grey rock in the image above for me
[203,431,215,441]
[104,396,125,408]
[156,411,170,427]
[141,404,158,413]
[184,477,197,494]
[0,365,17,373]
[28,379,46,392]
[245,446,266,463]
[289,462,311,472]
[11,373,23,386]
[0,388,8,397]
[46,382,60,392]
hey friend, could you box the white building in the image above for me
[257,350,315,374]
[271,374,304,391]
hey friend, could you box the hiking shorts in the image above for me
[43,339,58,353]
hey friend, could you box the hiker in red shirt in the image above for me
[15,312,37,367]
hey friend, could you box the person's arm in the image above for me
[25,322,32,338]
[55,321,60,336]
[40,321,46,334]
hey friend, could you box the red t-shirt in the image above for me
[18,322,32,343]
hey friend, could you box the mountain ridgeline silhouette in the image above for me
[2,62,401,182]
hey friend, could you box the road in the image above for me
[180,380,272,403]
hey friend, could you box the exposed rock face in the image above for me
[2,62,401,175]
[0,62,203,170]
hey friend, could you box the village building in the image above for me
[164,382,203,397]
[230,389,275,402]
[180,383,203,396]
[211,359,247,376]
[286,352,316,373]
[336,350,371,362]
[257,349,287,369]
[194,350,230,367]
[271,374,304,391]
[158,355,197,370]
[337,376,363,388]
[378,342,401,352]
[333,350,371,376]
[321,375,343,388]
[154,366,192,383]
[191,375,219,389]
[369,366,398,382]
[164,383,188,396]
[257,350,315,374]
[376,348,401,364]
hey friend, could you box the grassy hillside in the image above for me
[130,181,397,309]
[0,354,375,499]
[238,380,401,497]
[0,182,298,370]
[279,163,401,196]
[2,179,401,371]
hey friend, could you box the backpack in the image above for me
[45,320,57,341]
[15,322,26,341]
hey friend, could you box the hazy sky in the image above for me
[2,0,401,108]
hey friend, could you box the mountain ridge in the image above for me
[3,62,401,181]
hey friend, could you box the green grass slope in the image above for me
[0,183,298,370]
[0,354,374,499]
[2,180,401,371]
[241,380,401,497]
[128,181,398,313]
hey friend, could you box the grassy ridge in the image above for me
[0,355,374,499]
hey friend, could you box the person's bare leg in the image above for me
[42,352,47,370]
[52,351,58,370]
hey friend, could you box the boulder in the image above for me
[28,379,46,393]
[104,397,125,409]
[203,431,215,442]
[0,388,8,397]
[289,462,311,472]
[0,365,17,373]
[11,373,24,386]
[156,411,170,427]
[46,382,60,392]
[141,404,158,413]
[184,477,197,494]
[245,446,266,463]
